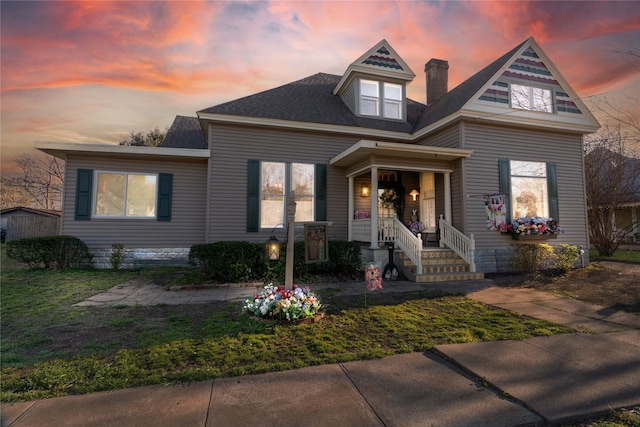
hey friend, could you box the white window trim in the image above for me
[358,79,405,121]
[509,160,549,219]
[260,162,315,229]
[510,83,553,113]
[92,170,158,219]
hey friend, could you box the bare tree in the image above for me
[119,127,166,147]
[584,124,640,256]
[0,154,64,210]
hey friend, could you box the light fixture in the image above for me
[409,189,420,202]
[265,235,280,260]
[361,184,370,197]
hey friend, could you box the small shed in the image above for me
[1,207,61,242]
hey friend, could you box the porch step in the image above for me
[397,248,484,282]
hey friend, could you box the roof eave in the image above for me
[197,112,414,141]
[35,142,210,160]
[330,139,472,168]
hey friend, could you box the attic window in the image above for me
[359,79,404,120]
[511,83,553,113]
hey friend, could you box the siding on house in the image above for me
[417,125,460,149]
[460,122,588,250]
[206,124,357,243]
[62,154,208,248]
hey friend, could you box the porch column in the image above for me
[348,176,354,241]
[370,166,379,249]
[444,172,451,222]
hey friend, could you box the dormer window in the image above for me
[359,79,404,120]
[511,83,553,113]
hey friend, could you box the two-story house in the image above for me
[38,37,600,279]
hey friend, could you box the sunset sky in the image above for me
[1,0,639,173]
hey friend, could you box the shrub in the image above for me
[554,244,580,272]
[189,241,265,282]
[189,240,363,283]
[510,243,555,277]
[6,235,93,270]
[110,243,126,271]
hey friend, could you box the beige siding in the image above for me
[342,81,357,115]
[417,125,460,149]
[62,154,207,248]
[208,125,357,242]
[460,122,588,250]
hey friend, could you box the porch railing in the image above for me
[352,217,423,275]
[438,215,476,272]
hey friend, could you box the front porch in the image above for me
[329,140,480,282]
[353,215,482,282]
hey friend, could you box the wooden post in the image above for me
[285,192,296,290]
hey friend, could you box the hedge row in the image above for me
[189,240,362,283]
[5,235,363,282]
[5,235,93,270]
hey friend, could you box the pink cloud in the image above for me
[1,0,639,173]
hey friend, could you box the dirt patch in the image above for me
[489,261,640,314]
[21,302,231,363]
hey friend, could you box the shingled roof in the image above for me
[198,73,424,134]
[161,115,208,149]
[413,40,526,132]
[175,39,539,147]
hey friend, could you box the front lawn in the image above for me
[1,245,571,402]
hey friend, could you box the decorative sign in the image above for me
[304,224,328,264]
[485,193,507,231]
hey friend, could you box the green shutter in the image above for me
[75,169,93,220]
[315,164,327,221]
[498,159,511,223]
[547,163,559,221]
[157,173,173,221]
[247,160,260,232]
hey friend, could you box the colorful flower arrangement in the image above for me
[380,188,401,210]
[409,220,423,234]
[499,217,564,235]
[242,284,322,322]
[354,209,370,219]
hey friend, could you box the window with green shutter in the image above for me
[76,170,173,221]
[246,160,327,232]
[499,159,559,221]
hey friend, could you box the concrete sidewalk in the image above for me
[3,279,640,427]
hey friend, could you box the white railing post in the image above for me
[438,216,476,272]
[390,217,423,275]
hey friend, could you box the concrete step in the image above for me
[397,248,484,282]
[415,272,485,282]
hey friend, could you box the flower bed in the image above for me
[242,284,322,322]
[500,217,563,237]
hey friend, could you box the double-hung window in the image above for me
[510,161,548,218]
[247,160,326,232]
[360,80,379,116]
[511,83,553,113]
[94,172,158,218]
[359,79,403,120]
[499,159,558,222]
[383,83,402,119]
[260,162,315,228]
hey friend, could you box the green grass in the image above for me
[1,244,572,402]
[590,249,640,263]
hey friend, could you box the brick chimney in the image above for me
[424,59,449,105]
